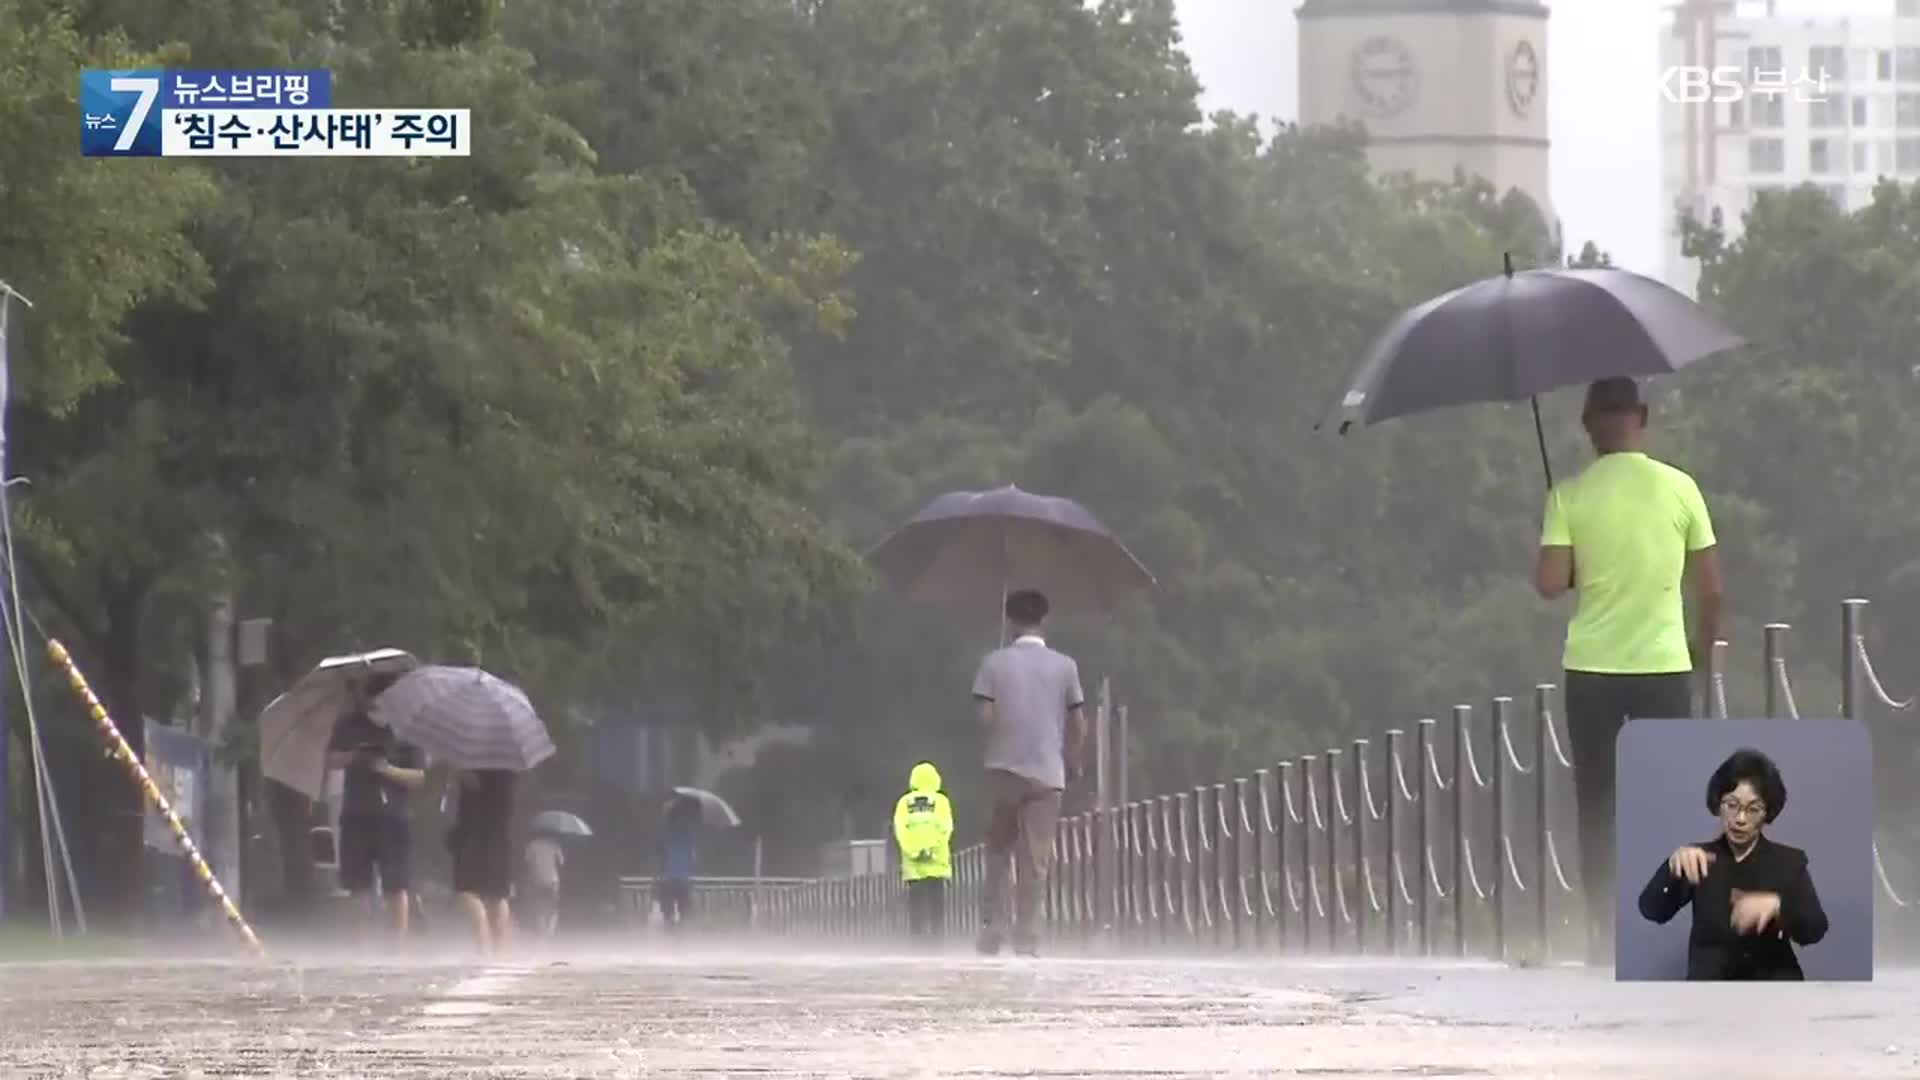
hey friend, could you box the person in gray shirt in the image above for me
[971,589,1086,956]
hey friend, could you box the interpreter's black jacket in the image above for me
[1637,834,1827,981]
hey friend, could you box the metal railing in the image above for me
[748,596,1920,955]
[761,687,1583,960]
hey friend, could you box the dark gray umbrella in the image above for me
[867,485,1154,614]
[1325,258,1744,482]
[369,665,556,772]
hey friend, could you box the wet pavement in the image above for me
[3,942,1919,1078]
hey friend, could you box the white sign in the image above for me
[1659,65,1830,104]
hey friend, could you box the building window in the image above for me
[1810,138,1834,173]
[1748,137,1786,173]
[1728,99,1745,129]
[1899,137,1920,173]
[1750,94,1785,128]
[1898,47,1920,82]
[1899,92,1920,127]
[1880,50,1896,81]
[1810,46,1846,82]
[1748,46,1784,78]
[1810,94,1848,128]
[1855,142,1870,172]
[1884,140,1898,172]
[1854,95,1870,126]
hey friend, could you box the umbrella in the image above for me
[530,810,593,838]
[668,787,741,828]
[1325,256,1744,483]
[866,485,1154,615]
[258,648,419,800]
[369,665,556,772]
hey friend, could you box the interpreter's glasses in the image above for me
[1720,799,1766,821]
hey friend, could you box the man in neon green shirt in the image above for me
[1535,377,1725,966]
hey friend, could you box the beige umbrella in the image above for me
[259,648,419,800]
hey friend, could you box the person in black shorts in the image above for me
[327,673,426,940]
[450,768,519,956]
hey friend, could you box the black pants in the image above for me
[1564,670,1694,957]
[906,879,947,940]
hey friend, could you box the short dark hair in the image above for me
[1005,589,1049,626]
[1705,747,1787,823]
[1582,376,1646,418]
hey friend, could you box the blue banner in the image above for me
[141,719,208,853]
[161,69,331,110]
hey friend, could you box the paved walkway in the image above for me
[2,944,1918,1077]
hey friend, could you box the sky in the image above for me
[1172,0,1893,276]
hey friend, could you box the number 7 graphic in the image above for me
[110,75,159,153]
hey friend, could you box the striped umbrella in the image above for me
[369,665,555,772]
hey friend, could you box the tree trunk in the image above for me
[94,574,150,927]
[203,575,242,915]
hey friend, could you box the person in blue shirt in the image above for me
[656,794,700,929]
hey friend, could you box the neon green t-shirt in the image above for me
[1541,451,1716,675]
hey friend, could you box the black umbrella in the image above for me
[1324,255,1744,483]
[867,485,1154,615]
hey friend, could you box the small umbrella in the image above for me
[866,485,1154,615]
[668,787,741,828]
[1325,256,1744,483]
[369,665,556,772]
[530,809,593,838]
[259,648,419,800]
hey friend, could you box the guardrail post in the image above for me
[1383,730,1401,955]
[1842,598,1866,722]
[1175,790,1194,944]
[1764,623,1788,718]
[1297,756,1315,953]
[1490,695,1511,963]
[1451,704,1471,958]
[1230,778,1249,950]
[1251,770,1270,948]
[1415,719,1433,956]
[1322,749,1342,954]
[1212,782,1230,949]
[1350,739,1368,955]
[1534,683,1554,960]
[1277,761,1295,953]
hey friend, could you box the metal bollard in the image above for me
[1175,791,1195,941]
[1383,730,1401,955]
[1534,684,1554,960]
[1490,696,1511,962]
[1231,776,1250,949]
[1415,719,1434,956]
[1451,705,1471,958]
[1351,739,1369,955]
[1299,755,1317,953]
[1213,782,1233,948]
[1323,749,1343,953]
[1158,794,1177,944]
[1194,787,1216,944]
[1251,770,1271,948]
[1764,623,1789,719]
[1710,639,1729,718]
[1277,761,1295,953]
[1842,598,1866,722]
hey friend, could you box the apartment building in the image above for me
[1663,0,1920,293]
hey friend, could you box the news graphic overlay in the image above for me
[1615,717,1872,981]
[80,69,468,157]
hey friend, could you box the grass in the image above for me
[0,925,139,962]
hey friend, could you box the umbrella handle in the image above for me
[1531,395,1554,489]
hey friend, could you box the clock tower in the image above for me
[1297,0,1552,228]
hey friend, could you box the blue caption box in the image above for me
[79,69,165,157]
[162,70,331,110]
[81,69,333,157]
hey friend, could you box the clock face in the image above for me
[1507,40,1541,117]
[1350,36,1419,118]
